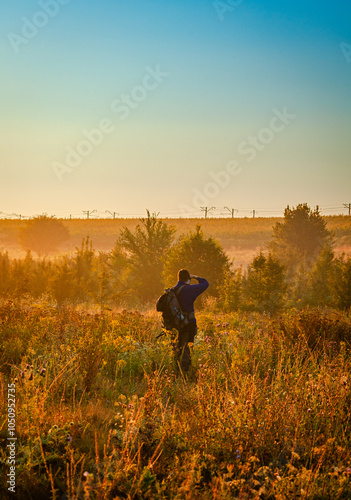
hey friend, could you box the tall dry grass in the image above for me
[1,301,351,499]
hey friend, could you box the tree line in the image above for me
[0,205,350,312]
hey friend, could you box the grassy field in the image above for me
[1,216,351,268]
[1,215,351,498]
[1,302,351,499]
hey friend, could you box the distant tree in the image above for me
[243,252,287,313]
[73,237,99,302]
[111,211,175,303]
[269,204,332,273]
[163,224,231,300]
[50,237,101,305]
[307,245,336,307]
[50,256,76,306]
[218,268,243,312]
[19,215,69,255]
[331,255,351,310]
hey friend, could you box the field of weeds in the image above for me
[1,301,351,499]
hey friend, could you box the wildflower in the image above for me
[40,368,46,376]
[67,435,72,443]
[236,449,240,459]
[21,371,25,378]
[29,372,33,381]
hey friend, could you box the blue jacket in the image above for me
[173,277,209,323]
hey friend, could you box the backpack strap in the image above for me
[174,285,186,297]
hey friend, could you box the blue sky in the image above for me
[1,0,350,217]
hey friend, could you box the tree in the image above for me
[19,215,69,255]
[50,256,76,306]
[270,204,332,273]
[111,211,175,303]
[218,268,243,312]
[73,236,98,302]
[163,224,231,300]
[307,244,336,307]
[243,252,287,313]
[331,255,351,310]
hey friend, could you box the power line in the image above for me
[105,211,119,219]
[200,207,216,218]
[0,204,349,220]
[82,210,97,219]
[224,207,238,218]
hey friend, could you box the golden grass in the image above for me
[1,302,351,498]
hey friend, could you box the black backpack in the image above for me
[156,285,189,332]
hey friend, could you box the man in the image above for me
[173,269,209,374]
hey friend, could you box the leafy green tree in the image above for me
[111,211,175,303]
[270,204,332,273]
[19,215,69,255]
[163,224,231,300]
[243,252,287,313]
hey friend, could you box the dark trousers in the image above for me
[173,322,197,373]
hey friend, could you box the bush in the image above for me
[242,252,287,313]
[270,204,332,274]
[163,224,231,300]
[19,215,69,255]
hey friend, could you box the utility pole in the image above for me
[105,211,119,219]
[200,207,215,219]
[343,203,351,216]
[252,210,256,218]
[83,210,97,219]
[224,207,238,218]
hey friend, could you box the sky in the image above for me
[1,0,351,218]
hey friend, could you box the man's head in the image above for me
[178,269,190,283]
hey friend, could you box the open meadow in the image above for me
[1,213,351,499]
[1,302,351,499]
[3,0,351,496]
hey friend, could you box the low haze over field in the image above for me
[1,0,351,217]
